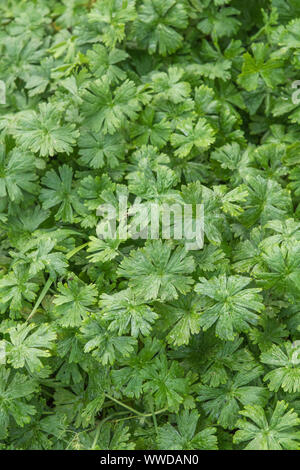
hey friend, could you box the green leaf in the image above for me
[78,130,125,169]
[53,277,98,328]
[151,67,191,104]
[6,323,56,373]
[80,317,136,365]
[141,354,190,411]
[155,294,202,346]
[171,119,215,157]
[100,288,158,337]
[195,275,264,340]
[88,0,136,48]
[238,43,285,91]
[81,78,141,134]
[14,104,79,157]
[157,410,218,450]
[0,265,39,313]
[198,367,269,429]
[0,145,38,202]
[197,7,241,41]
[87,236,121,263]
[111,338,162,398]
[117,240,195,301]
[40,165,82,223]
[86,44,128,83]
[261,341,300,393]
[133,0,188,56]
[130,107,171,149]
[0,367,37,439]
[234,401,300,450]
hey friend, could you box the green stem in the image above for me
[27,277,53,322]
[251,26,265,41]
[27,243,89,322]
[113,408,168,423]
[91,421,103,450]
[150,401,158,434]
[104,394,168,419]
[113,415,140,424]
[66,242,89,260]
[104,394,145,416]
[91,412,128,450]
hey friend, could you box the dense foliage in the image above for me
[1,0,300,450]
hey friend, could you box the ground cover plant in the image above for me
[2,0,300,451]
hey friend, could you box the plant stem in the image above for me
[27,243,89,322]
[66,242,89,260]
[91,412,128,450]
[150,401,158,434]
[104,394,168,420]
[27,277,53,322]
[104,394,145,416]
